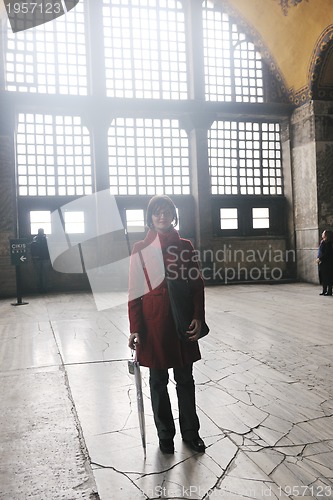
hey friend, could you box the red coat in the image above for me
[128,228,205,369]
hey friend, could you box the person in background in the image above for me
[31,228,50,292]
[128,195,206,455]
[317,229,333,296]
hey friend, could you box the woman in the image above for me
[317,229,333,296]
[128,195,206,454]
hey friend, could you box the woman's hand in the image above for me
[128,332,140,349]
[186,319,202,342]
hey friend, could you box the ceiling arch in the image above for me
[215,0,333,104]
[310,27,333,101]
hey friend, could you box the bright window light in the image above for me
[108,118,190,195]
[125,209,145,233]
[220,208,238,229]
[209,121,283,196]
[16,113,93,196]
[5,2,87,95]
[30,210,51,234]
[203,0,263,102]
[64,211,85,234]
[252,208,270,228]
[103,0,187,99]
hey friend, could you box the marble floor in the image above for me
[0,283,333,500]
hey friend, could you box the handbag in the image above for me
[166,277,209,342]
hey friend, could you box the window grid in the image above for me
[203,2,264,102]
[103,0,188,99]
[209,121,283,195]
[108,118,190,195]
[30,210,51,234]
[125,209,146,233]
[8,3,284,210]
[252,207,270,229]
[17,113,93,196]
[220,208,238,230]
[64,211,85,233]
[5,2,87,95]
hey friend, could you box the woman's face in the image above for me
[151,205,174,233]
[322,231,327,240]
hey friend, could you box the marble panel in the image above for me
[0,321,60,371]
[1,284,333,499]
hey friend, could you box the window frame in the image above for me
[15,112,94,197]
[212,196,286,237]
[202,0,265,103]
[108,117,190,196]
[208,119,284,197]
[3,0,290,248]
[4,0,88,95]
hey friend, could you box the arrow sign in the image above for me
[10,239,29,266]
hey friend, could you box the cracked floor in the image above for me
[0,283,333,499]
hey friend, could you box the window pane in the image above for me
[16,113,93,196]
[5,2,87,95]
[125,209,145,233]
[108,118,190,195]
[203,1,263,103]
[64,212,85,233]
[30,210,51,234]
[103,0,187,99]
[252,207,270,228]
[220,208,238,229]
[208,121,283,196]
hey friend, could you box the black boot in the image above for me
[159,438,174,454]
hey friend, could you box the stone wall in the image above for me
[291,100,333,283]
[0,126,17,298]
[200,237,294,285]
[291,102,320,283]
[314,102,333,231]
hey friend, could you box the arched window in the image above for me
[203,0,264,102]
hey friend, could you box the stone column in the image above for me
[314,101,333,231]
[188,125,214,251]
[181,0,213,251]
[291,100,333,283]
[0,112,17,297]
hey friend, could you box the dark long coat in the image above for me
[318,239,333,286]
[128,228,205,369]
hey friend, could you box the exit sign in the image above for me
[10,239,29,266]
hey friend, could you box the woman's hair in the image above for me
[323,229,333,242]
[146,195,178,229]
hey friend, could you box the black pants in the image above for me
[149,364,200,441]
[34,259,48,292]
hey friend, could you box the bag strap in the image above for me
[138,242,191,289]
[138,250,153,292]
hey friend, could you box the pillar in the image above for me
[291,100,333,283]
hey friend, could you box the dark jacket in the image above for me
[128,228,204,369]
[31,234,49,260]
[318,239,333,286]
